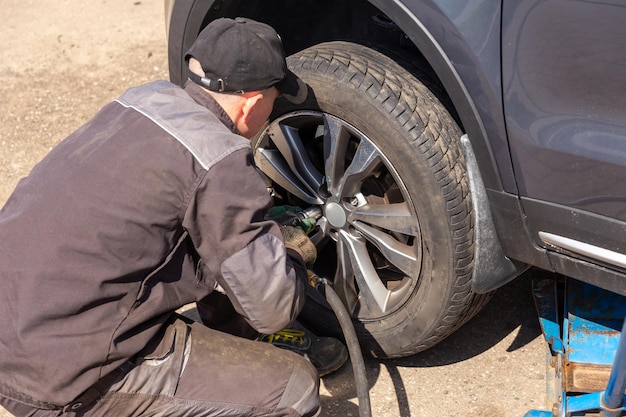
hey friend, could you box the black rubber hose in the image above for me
[317,277,372,417]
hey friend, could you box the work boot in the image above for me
[258,321,348,377]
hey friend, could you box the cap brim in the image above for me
[275,70,308,104]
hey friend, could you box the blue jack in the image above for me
[526,278,626,416]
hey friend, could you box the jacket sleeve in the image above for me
[182,148,307,334]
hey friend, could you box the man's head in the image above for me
[188,56,280,138]
[185,17,307,112]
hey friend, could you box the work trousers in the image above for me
[0,314,320,417]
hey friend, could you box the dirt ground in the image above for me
[0,1,549,416]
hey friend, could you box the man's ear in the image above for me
[241,93,264,124]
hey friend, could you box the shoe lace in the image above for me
[266,329,306,346]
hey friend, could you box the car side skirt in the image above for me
[522,198,626,297]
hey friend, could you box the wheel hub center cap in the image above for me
[325,202,347,228]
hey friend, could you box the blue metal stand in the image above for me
[525,277,626,416]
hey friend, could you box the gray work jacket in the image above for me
[0,80,306,406]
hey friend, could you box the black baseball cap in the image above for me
[185,17,307,104]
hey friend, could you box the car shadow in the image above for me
[392,267,544,367]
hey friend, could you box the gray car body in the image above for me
[165,0,626,296]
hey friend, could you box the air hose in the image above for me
[276,205,372,415]
[314,275,372,417]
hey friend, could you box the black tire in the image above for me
[253,41,491,358]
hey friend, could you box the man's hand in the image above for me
[281,226,317,264]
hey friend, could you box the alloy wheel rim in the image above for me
[255,110,423,320]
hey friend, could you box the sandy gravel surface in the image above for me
[0,0,168,206]
[0,1,548,415]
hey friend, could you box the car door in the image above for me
[501,0,626,271]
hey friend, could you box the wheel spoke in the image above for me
[352,221,419,279]
[255,148,322,204]
[337,139,382,197]
[334,235,359,313]
[322,115,351,196]
[350,202,419,235]
[339,231,393,313]
[268,122,324,197]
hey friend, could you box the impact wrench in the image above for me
[279,206,372,417]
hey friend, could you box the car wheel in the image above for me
[253,41,491,358]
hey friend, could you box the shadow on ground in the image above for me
[318,268,547,416]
